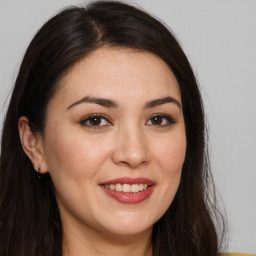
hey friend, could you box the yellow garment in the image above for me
[222,253,256,256]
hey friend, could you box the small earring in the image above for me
[36,167,41,179]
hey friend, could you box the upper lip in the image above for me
[100,177,155,186]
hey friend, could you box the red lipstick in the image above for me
[100,177,155,204]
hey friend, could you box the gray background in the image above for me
[0,0,255,253]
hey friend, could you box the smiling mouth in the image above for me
[103,183,150,193]
[100,177,155,204]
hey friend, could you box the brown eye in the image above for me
[80,114,111,129]
[88,117,102,126]
[151,116,164,125]
[147,114,176,127]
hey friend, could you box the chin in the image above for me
[100,213,155,236]
[107,225,152,237]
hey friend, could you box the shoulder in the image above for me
[221,253,256,256]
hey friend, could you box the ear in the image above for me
[18,116,48,174]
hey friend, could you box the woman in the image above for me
[0,1,226,255]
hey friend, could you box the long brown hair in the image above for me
[0,1,225,255]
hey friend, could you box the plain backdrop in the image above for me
[0,0,255,253]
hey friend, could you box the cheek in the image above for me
[43,129,110,181]
[153,132,187,174]
[146,131,186,222]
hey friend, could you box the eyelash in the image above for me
[80,114,112,129]
[146,114,176,127]
[80,113,176,129]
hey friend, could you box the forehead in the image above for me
[51,47,181,107]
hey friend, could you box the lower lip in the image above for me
[101,186,154,204]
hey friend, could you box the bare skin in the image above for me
[19,47,186,256]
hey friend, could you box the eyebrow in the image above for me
[67,96,118,110]
[67,96,181,110]
[144,96,181,109]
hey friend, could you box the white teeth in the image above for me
[104,183,149,193]
[123,184,131,192]
[131,184,139,193]
[115,183,122,192]
[139,184,144,191]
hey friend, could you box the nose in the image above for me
[111,126,150,169]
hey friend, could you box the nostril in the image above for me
[111,131,150,168]
[117,158,148,169]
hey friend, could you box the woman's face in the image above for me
[39,48,186,237]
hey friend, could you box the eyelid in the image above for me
[80,114,113,129]
[79,113,176,129]
[146,113,176,126]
